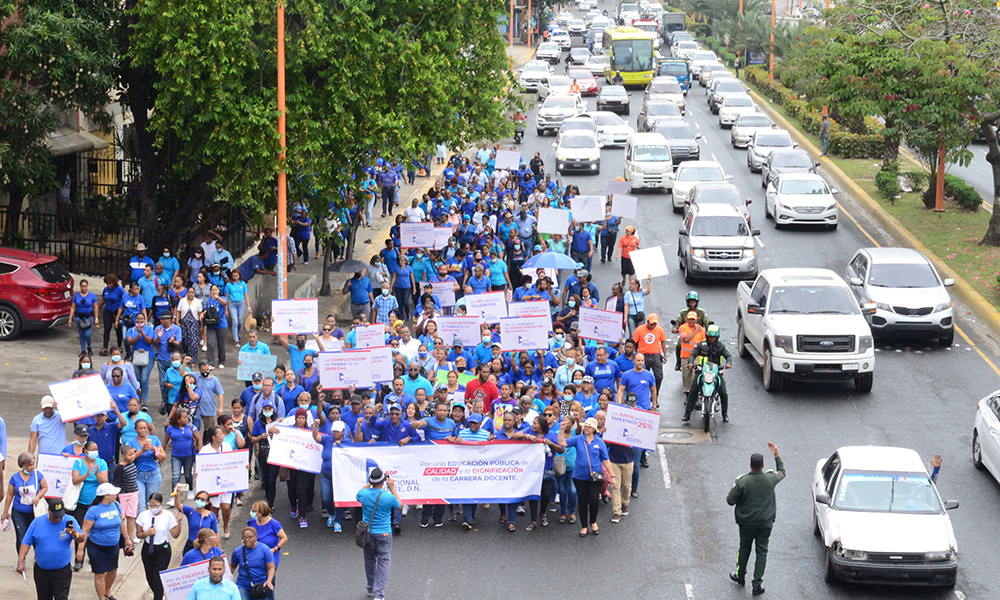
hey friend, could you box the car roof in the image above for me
[760,268,844,286]
[678,160,722,169]
[692,203,744,217]
[834,446,927,474]
[561,130,599,139]
[546,93,579,102]
[693,182,741,193]
[600,85,628,94]
[860,247,930,264]
[562,116,595,125]
[754,128,791,138]
[777,173,825,182]
[721,94,753,104]
[0,246,59,263]
[627,132,669,144]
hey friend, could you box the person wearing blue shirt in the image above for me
[16,500,85,592]
[99,275,126,355]
[209,241,235,272]
[618,353,658,411]
[151,284,172,322]
[224,271,250,346]
[119,283,147,341]
[390,255,415,320]
[137,263,159,307]
[70,280,99,356]
[79,483,131,593]
[239,330,270,356]
[106,368,139,414]
[180,528,224,566]
[158,249,180,284]
[79,408,126,465]
[277,334,318,376]
[569,223,595,272]
[292,208,312,264]
[342,272,375,320]
[357,468,402,598]
[314,418,353,530]
[598,209,620,263]
[586,347,622,396]
[29,396,66,455]
[401,367,433,398]
[615,339,639,373]
[466,265,491,295]
[237,250,275,284]
[125,312,156,405]
[129,244,155,283]
[558,417,613,536]
[228,530,275,599]
[194,364,226,426]
[367,405,417,446]
[154,313,183,411]
[446,342,476,366]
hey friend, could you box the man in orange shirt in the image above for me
[678,311,706,394]
[632,313,668,393]
[614,225,639,285]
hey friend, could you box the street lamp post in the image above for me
[276,0,287,299]
[769,0,775,80]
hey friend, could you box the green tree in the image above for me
[0,0,117,241]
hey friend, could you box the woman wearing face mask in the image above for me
[169,372,202,427]
[486,250,510,291]
[178,489,218,554]
[176,285,203,361]
[187,247,207,282]
[251,403,281,507]
[296,354,319,397]
[101,345,141,391]
[197,426,236,539]
[136,493,182,600]
[2,453,49,551]
[224,269,249,347]
[73,354,96,378]
[125,312,156,405]
[127,419,164,515]
[202,284,229,369]
[162,351,185,411]
[276,409,315,528]
[277,367,304,416]
[164,408,199,504]
[555,350,583,392]
[580,288,596,309]
[555,294,581,329]
[70,440,109,569]
[367,254,390,288]
[69,279,99,357]
[313,415,354,530]
[180,526,222,566]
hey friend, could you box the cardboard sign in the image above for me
[160,559,233,600]
[267,426,323,474]
[437,316,483,347]
[195,450,250,495]
[354,324,385,350]
[578,306,624,343]
[611,194,638,219]
[271,298,319,335]
[318,351,372,389]
[570,195,605,222]
[494,149,522,170]
[629,246,670,280]
[538,208,571,235]
[507,300,552,319]
[499,316,551,351]
[37,453,77,499]
[236,352,278,381]
[465,292,508,323]
[433,227,453,251]
[48,374,114,422]
[604,403,661,451]
[431,281,457,307]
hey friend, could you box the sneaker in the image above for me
[681,412,691,422]
[392,523,401,535]
[334,522,342,533]
[631,490,639,498]
[290,509,298,518]
[298,517,308,528]
[187,491,195,500]
[401,505,409,517]
[419,520,430,528]
[611,514,621,523]
[321,508,329,518]
[72,561,83,572]
[235,498,243,507]
[132,536,141,545]
[218,364,224,369]
[166,498,175,508]
[327,516,335,528]
[201,342,207,351]
[515,505,526,515]
[344,511,353,521]
[621,508,629,516]
[434,521,444,527]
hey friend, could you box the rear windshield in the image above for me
[691,216,749,237]
[32,259,72,283]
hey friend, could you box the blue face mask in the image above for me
[172,360,181,368]
[87,451,99,460]
[249,511,258,520]
[419,351,428,359]
[253,383,263,391]
[195,499,207,509]
[568,301,577,308]
[563,394,573,401]
[566,358,575,366]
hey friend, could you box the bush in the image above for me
[921,173,983,211]
[902,170,926,194]
[875,162,899,202]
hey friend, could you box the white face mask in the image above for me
[150,507,162,515]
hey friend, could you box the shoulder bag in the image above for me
[61,472,83,511]
[628,291,644,324]
[585,439,604,483]
[242,546,271,599]
[354,490,384,549]
[133,348,150,367]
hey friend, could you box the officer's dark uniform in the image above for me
[726,454,786,592]
[684,339,731,416]
[672,304,708,368]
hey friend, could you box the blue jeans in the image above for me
[171,454,194,490]
[363,532,392,598]
[632,448,643,491]
[239,588,274,600]
[228,299,247,344]
[134,360,153,404]
[76,319,93,354]
[556,469,578,516]
[136,468,162,513]
[157,358,171,409]
[821,135,829,155]
[420,504,445,525]
[320,473,343,524]
[462,504,478,523]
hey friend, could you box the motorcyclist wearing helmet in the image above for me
[611,70,624,86]
[683,324,732,423]
[671,291,709,371]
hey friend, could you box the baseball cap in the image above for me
[646,313,659,324]
[434,384,449,393]
[467,413,484,424]
[96,483,121,496]
[251,372,264,382]
[331,421,346,433]
[48,500,66,517]
[261,399,275,408]
[686,311,699,320]
[159,313,172,320]
[750,453,765,469]
[40,395,56,408]
[349,395,362,404]
[511,406,524,415]
[387,403,402,413]
[582,375,594,383]
[73,424,89,437]
[491,341,503,349]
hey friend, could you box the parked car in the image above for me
[556,131,602,174]
[650,120,701,163]
[669,160,732,211]
[644,76,686,113]
[536,94,586,135]
[597,85,630,115]
[973,390,1000,485]
[761,148,819,188]
[845,247,955,344]
[764,173,839,229]
[747,129,796,172]
[0,247,74,340]
[586,111,634,147]
[636,100,684,132]
[566,66,600,96]
[813,446,958,587]
[518,60,554,92]
[717,94,758,128]
[732,114,774,149]
[536,41,562,64]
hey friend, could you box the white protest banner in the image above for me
[354,324,385,349]
[537,207,571,235]
[604,403,661,451]
[37,453,77,499]
[399,222,436,249]
[47,374,114,422]
[236,352,278,381]
[507,300,551,320]
[331,441,544,506]
[578,306,624,343]
[605,179,632,195]
[629,246,670,280]
[430,281,456,307]
[267,426,323,474]
[318,351,372,389]
[494,149,521,170]
[571,195,605,222]
[368,346,394,383]
[271,298,319,335]
[195,450,250,495]
[436,316,483,347]
[465,291,508,323]
[160,560,233,600]
[611,194,638,220]
[432,227,453,251]
[499,316,551,351]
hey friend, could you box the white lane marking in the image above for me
[755,235,765,248]
[710,152,718,161]
[684,583,695,599]
[693,122,701,130]
[658,445,672,490]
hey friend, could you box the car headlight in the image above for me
[925,550,955,562]
[691,248,706,258]
[843,549,868,561]
[859,335,873,352]
[773,335,793,352]
[742,248,755,258]
[933,302,952,313]
[827,203,838,211]
[875,302,892,312]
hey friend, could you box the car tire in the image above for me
[736,318,749,359]
[939,328,955,346]
[762,347,783,393]
[536,128,544,136]
[974,430,985,470]
[684,262,695,284]
[764,199,772,220]
[812,506,821,537]
[761,175,767,189]
[0,304,23,341]
[854,372,873,393]
[824,548,838,584]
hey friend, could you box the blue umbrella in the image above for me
[520,251,581,270]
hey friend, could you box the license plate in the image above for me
[64,290,71,299]
[842,363,859,370]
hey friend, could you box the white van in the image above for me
[624,132,674,190]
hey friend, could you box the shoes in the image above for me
[222,530,230,540]
[218,364,224,369]
[729,572,745,586]
[235,498,243,507]
[722,413,730,423]
[327,516,335,528]
[631,490,639,498]
[303,260,309,265]
[290,509,298,518]
[674,363,681,371]
[621,508,629,516]
[401,505,409,517]
[131,536,141,545]
[187,491,194,500]
[752,586,765,596]
[166,498,175,508]
[321,508,329,518]
[201,342,207,351]
[392,523,401,535]
[516,505,526,515]
[344,511,353,521]
[419,520,430,528]
[298,517,308,528]
[681,412,691,422]
[602,494,609,504]
[434,521,444,528]
[334,522,342,533]
[611,514,621,523]
[640,453,649,468]
[99,349,109,356]
[72,561,83,572]
[461,521,472,531]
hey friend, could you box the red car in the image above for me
[0,247,74,340]
[567,67,599,96]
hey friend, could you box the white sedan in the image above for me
[586,111,634,147]
[973,390,1000,484]
[813,446,958,587]
[718,94,758,128]
[668,160,732,211]
[764,173,839,229]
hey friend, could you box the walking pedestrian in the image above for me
[357,468,402,600]
[76,483,133,600]
[137,493,182,600]
[2,453,49,552]
[229,527,275,600]
[558,416,614,537]
[819,115,831,156]
[735,55,742,79]
[16,499,85,600]
[727,442,786,596]
[187,556,241,600]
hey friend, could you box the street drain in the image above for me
[658,428,711,444]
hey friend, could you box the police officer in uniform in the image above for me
[682,324,731,422]
[726,442,785,596]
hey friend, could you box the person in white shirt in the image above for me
[197,426,237,539]
[136,492,182,600]
[402,199,425,223]
[397,327,421,362]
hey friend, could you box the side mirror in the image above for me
[943,278,955,287]
[678,229,688,236]
[831,189,840,195]
[725,174,734,180]
[667,173,675,180]
[815,492,831,506]
[751,229,761,236]
[815,161,821,167]
[695,133,703,140]
[746,303,764,315]
[944,500,959,510]
[862,302,877,316]
[745,198,752,205]
[848,277,862,287]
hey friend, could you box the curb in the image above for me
[746,88,1000,339]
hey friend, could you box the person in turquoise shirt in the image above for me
[239,330,270,355]
[158,248,181,284]
[185,556,241,600]
[71,442,109,536]
[486,250,510,291]
[410,250,434,287]
[137,264,159,307]
[163,352,185,409]
[356,469,402,600]
[224,270,250,345]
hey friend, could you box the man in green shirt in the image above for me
[726,442,785,596]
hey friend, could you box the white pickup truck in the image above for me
[735,268,876,393]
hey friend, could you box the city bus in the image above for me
[602,27,656,87]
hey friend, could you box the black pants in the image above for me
[295,237,309,263]
[573,478,602,526]
[736,523,772,588]
[381,187,394,215]
[600,233,617,261]
[685,373,729,415]
[528,478,555,521]
[71,501,92,555]
[102,309,122,350]
[644,353,664,397]
[288,470,315,516]
[142,542,172,600]
[33,564,71,600]
[258,450,279,508]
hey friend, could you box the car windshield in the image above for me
[677,42,698,51]
[704,64,727,73]
[611,39,654,72]
[677,166,724,181]
[696,188,742,205]
[778,179,829,195]
[633,146,671,161]
[868,262,940,288]
[561,135,597,149]
[834,471,943,514]
[562,120,595,133]
[647,103,680,116]
[655,123,695,138]
[737,116,772,128]
[591,113,625,126]
[601,86,628,98]
[524,63,548,74]
[546,98,576,108]
[772,152,813,168]
[716,81,745,93]
[757,133,792,147]
[650,81,682,95]
[660,63,688,77]
[768,286,860,315]
[691,216,749,237]
[724,97,753,108]
[548,76,573,87]
[693,52,717,62]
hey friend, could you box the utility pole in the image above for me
[769,0,775,81]
[276,0,288,298]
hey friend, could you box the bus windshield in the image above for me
[611,39,654,72]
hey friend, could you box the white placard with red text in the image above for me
[267,426,323,474]
[604,402,661,451]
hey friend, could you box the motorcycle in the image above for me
[514,123,525,144]
[696,362,722,433]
